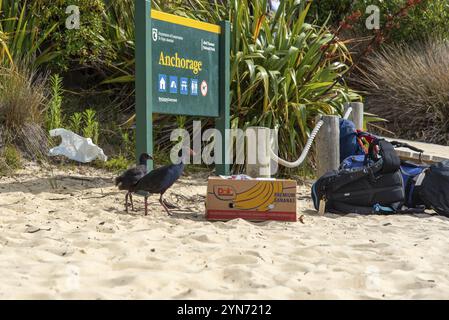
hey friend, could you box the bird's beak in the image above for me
[148,155,154,160]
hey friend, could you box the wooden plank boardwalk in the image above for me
[383,137,449,164]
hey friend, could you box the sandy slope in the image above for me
[1,163,449,299]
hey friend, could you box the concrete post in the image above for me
[344,102,364,130]
[246,127,271,178]
[316,115,340,177]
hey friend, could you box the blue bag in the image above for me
[339,119,365,163]
[400,161,428,207]
[340,154,373,170]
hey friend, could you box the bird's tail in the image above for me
[115,176,122,187]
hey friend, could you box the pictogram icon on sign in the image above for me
[201,80,208,97]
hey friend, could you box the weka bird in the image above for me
[134,148,194,216]
[115,153,153,212]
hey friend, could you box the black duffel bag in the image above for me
[417,160,449,216]
[312,139,405,214]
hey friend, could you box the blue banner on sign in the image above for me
[158,74,167,92]
[169,76,178,94]
[191,79,198,96]
[180,78,189,95]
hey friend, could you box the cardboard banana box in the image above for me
[206,177,297,222]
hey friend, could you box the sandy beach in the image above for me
[1,163,449,300]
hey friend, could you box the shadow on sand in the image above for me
[0,174,114,195]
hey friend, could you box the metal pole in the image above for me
[344,102,364,131]
[316,115,340,177]
[135,0,153,169]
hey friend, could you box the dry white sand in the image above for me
[1,163,449,299]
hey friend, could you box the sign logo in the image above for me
[201,80,208,97]
[152,28,158,41]
[191,79,198,96]
[158,74,167,92]
[169,76,178,94]
[214,185,236,200]
[180,78,189,95]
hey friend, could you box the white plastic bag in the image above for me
[48,128,107,163]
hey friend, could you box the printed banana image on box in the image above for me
[206,177,297,222]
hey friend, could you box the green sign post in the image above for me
[135,0,230,175]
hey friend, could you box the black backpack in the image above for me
[312,139,405,214]
[417,160,449,216]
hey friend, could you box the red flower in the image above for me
[346,10,362,22]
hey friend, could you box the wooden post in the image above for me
[316,115,340,177]
[344,102,364,131]
[246,127,271,178]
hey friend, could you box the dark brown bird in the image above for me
[115,153,153,212]
[134,148,194,216]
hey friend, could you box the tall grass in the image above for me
[356,38,449,144]
[0,63,49,157]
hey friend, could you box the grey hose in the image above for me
[269,107,352,168]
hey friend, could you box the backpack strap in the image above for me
[364,138,400,173]
[378,140,401,173]
[331,202,398,215]
[390,141,425,162]
[390,141,424,154]
[325,158,385,193]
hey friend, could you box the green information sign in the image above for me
[151,11,220,117]
[135,0,230,175]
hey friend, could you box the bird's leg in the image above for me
[159,193,172,216]
[129,193,135,211]
[125,192,129,213]
[144,195,148,216]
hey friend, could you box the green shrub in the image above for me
[29,0,115,71]
[0,0,59,67]
[95,155,133,173]
[310,0,449,43]
[0,144,22,176]
[119,128,136,159]
[309,0,353,27]
[68,112,83,135]
[82,109,99,144]
[46,74,64,131]
[356,38,449,144]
